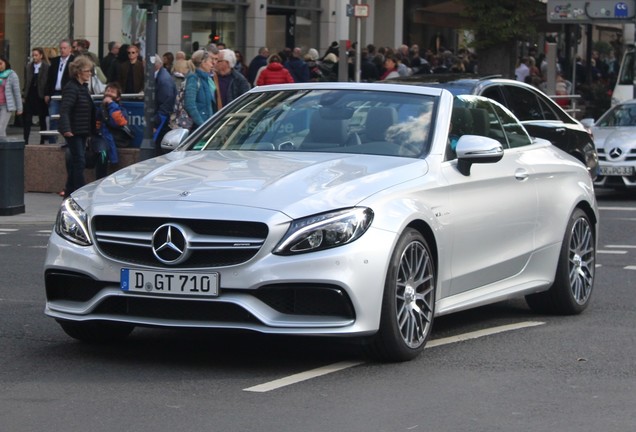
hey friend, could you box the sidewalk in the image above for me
[0,192,62,225]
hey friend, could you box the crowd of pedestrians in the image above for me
[7,39,486,196]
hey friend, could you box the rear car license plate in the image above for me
[121,268,219,297]
[599,165,634,176]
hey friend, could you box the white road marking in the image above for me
[605,245,636,248]
[243,361,365,393]
[599,206,636,211]
[624,266,636,270]
[425,321,545,348]
[243,321,545,393]
[598,250,627,254]
[0,228,18,232]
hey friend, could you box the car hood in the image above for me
[592,127,635,148]
[75,150,427,219]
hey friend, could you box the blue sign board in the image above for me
[547,0,636,23]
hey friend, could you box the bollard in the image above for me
[0,137,25,215]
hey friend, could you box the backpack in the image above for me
[169,76,199,130]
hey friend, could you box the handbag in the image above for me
[89,73,107,95]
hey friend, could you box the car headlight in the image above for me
[274,208,374,255]
[55,198,92,246]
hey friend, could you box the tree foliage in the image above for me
[459,0,546,50]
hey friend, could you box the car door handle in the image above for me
[515,169,529,181]
[555,127,566,134]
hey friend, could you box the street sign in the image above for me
[354,4,369,18]
[547,0,636,23]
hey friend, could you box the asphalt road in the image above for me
[1,189,635,432]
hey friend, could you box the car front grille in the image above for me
[597,148,636,162]
[91,216,269,268]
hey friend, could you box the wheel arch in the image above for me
[405,219,438,275]
[576,200,598,229]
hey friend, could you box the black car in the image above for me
[389,76,599,178]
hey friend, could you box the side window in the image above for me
[536,95,559,120]
[481,86,506,106]
[504,86,543,121]
[618,51,634,85]
[448,96,510,158]
[490,102,533,148]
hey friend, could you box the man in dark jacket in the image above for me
[153,54,177,154]
[101,41,120,77]
[284,47,310,83]
[45,38,75,143]
[247,47,269,87]
[216,49,251,107]
[117,44,144,93]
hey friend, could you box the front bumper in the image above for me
[44,226,397,336]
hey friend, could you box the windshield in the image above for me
[597,103,636,127]
[182,89,437,158]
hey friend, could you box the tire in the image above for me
[525,208,595,315]
[368,229,436,362]
[57,320,134,343]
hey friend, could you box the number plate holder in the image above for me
[121,268,219,297]
[599,165,634,176]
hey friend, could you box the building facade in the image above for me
[0,0,626,88]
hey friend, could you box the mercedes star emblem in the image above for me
[609,147,623,159]
[151,224,190,265]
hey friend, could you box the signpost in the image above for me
[137,0,173,161]
[353,2,369,82]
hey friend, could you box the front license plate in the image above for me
[600,165,634,176]
[121,268,219,297]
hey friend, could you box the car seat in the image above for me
[365,107,398,142]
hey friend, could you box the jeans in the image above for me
[63,134,87,195]
[48,95,61,144]
[0,105,11,137]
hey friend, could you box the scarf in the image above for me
[0,69,12,85]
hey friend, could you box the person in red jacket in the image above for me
[256,54,295,86]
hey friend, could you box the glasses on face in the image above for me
[128,51,137,55]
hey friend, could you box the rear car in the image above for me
[389,76,599,179]
[582,99,636,188]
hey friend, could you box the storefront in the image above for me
[0,0,32,87]
[177,0,321,56]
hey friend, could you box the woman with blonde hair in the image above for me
[184,49,218,130]
[172,58,193,89]
[58,56,96,196]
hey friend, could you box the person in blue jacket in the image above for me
[152,53,176,154]
[94,82,132,178]
[184,49,217,130]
